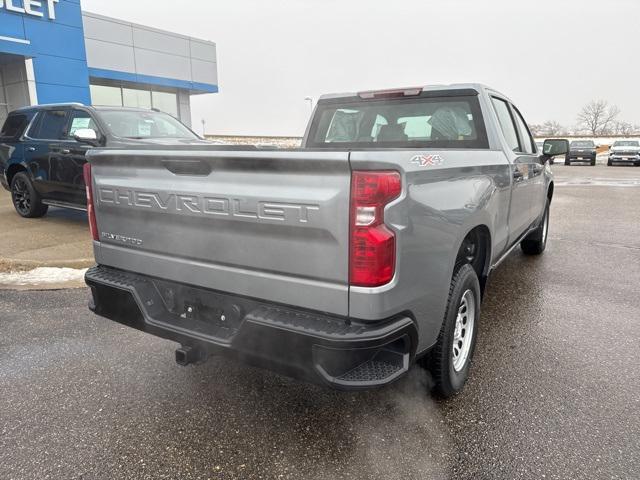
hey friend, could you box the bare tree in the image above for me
[613,121,634,136]
[577,100,620,135]
[542,120,564,136]
[528,124,544,137]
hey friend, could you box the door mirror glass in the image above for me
[542,139,569,156]
[73,128,99,146]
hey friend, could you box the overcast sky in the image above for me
[81,0,639,137]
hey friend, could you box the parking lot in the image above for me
[1,163,639,480]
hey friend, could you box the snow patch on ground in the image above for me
[0,267,88,286]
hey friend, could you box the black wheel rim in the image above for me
[12,178,31,215]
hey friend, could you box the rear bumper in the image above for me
[567,153,597,160]
[85,265,417,390]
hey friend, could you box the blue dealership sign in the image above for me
[0,0,91,105]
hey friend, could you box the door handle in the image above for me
[27,147,36,152]
[60,149,71,154]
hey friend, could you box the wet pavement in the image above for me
[0,193,92,271]
[1,164,639,479]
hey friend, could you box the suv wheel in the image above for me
[11,172,48,218]
[423,263,480,398]
[564,155,570,166]
[521,200,549,255]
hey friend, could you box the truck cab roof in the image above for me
[318,83,513,104]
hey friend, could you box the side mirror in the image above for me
[542,139,569,157]
[73,128,100,147]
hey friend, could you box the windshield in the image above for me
[97,110,198,140]
[613,140,639,147]
[308,94,488,149]
[571,141,595,148]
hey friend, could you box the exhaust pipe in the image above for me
[175,345,206,366]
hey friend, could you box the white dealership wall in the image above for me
[82,12,218,127]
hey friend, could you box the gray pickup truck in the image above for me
[84,84,568,397]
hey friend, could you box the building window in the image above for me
[123,88,152,109]
[90,84,179,118]
[90,85,122,107]
[152,91,178,117]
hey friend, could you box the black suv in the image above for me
[0,104,208,218]
[565,140,598,166]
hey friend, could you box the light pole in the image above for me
[304,97,314,114]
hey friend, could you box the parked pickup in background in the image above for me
[0,104,210,218]
[565,140,597,166]
[608,140,640,166]
[83,84,568,397]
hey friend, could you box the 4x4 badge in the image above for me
[410,154,444,167]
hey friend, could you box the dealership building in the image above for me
[0,0,218,127]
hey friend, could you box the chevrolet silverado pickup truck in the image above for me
[84,84,568,397]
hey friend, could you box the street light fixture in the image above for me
[304,97,314,114]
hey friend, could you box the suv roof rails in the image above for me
[15,102,86,111]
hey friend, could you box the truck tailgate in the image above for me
[88,149,351,316]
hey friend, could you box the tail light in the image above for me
[83,163,98,241]
[350,171,402,287]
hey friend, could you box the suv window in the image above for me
[67,110,99,138]
[29,110,69,140]
[512,107,535,154]
[491,97,519,152]
[0,114,29,139]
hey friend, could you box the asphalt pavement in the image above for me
[0,192,92,272]
[1,164,639,479]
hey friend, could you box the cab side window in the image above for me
[29,110,69,140]
[491,97,520,152]
[512,107,535,154]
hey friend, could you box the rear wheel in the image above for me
[591,158,596,166]
[521,200,549,255]
[11,172,48,218]
[564,156,570,166]
[423,263,480,398]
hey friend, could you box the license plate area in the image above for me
[146,279,258,342]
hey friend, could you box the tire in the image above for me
[10,172,48,218]
[607,160,613,166]
[564,156,570,166]
[591,158,596,166]
[521,200,549,255]
[423,263,480,398]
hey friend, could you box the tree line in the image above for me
[529,100,640,137]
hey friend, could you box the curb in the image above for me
[0,258,95,273]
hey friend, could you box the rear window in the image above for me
[307,95,488,149]
[0,114,29,139]
[571,141,595,148]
